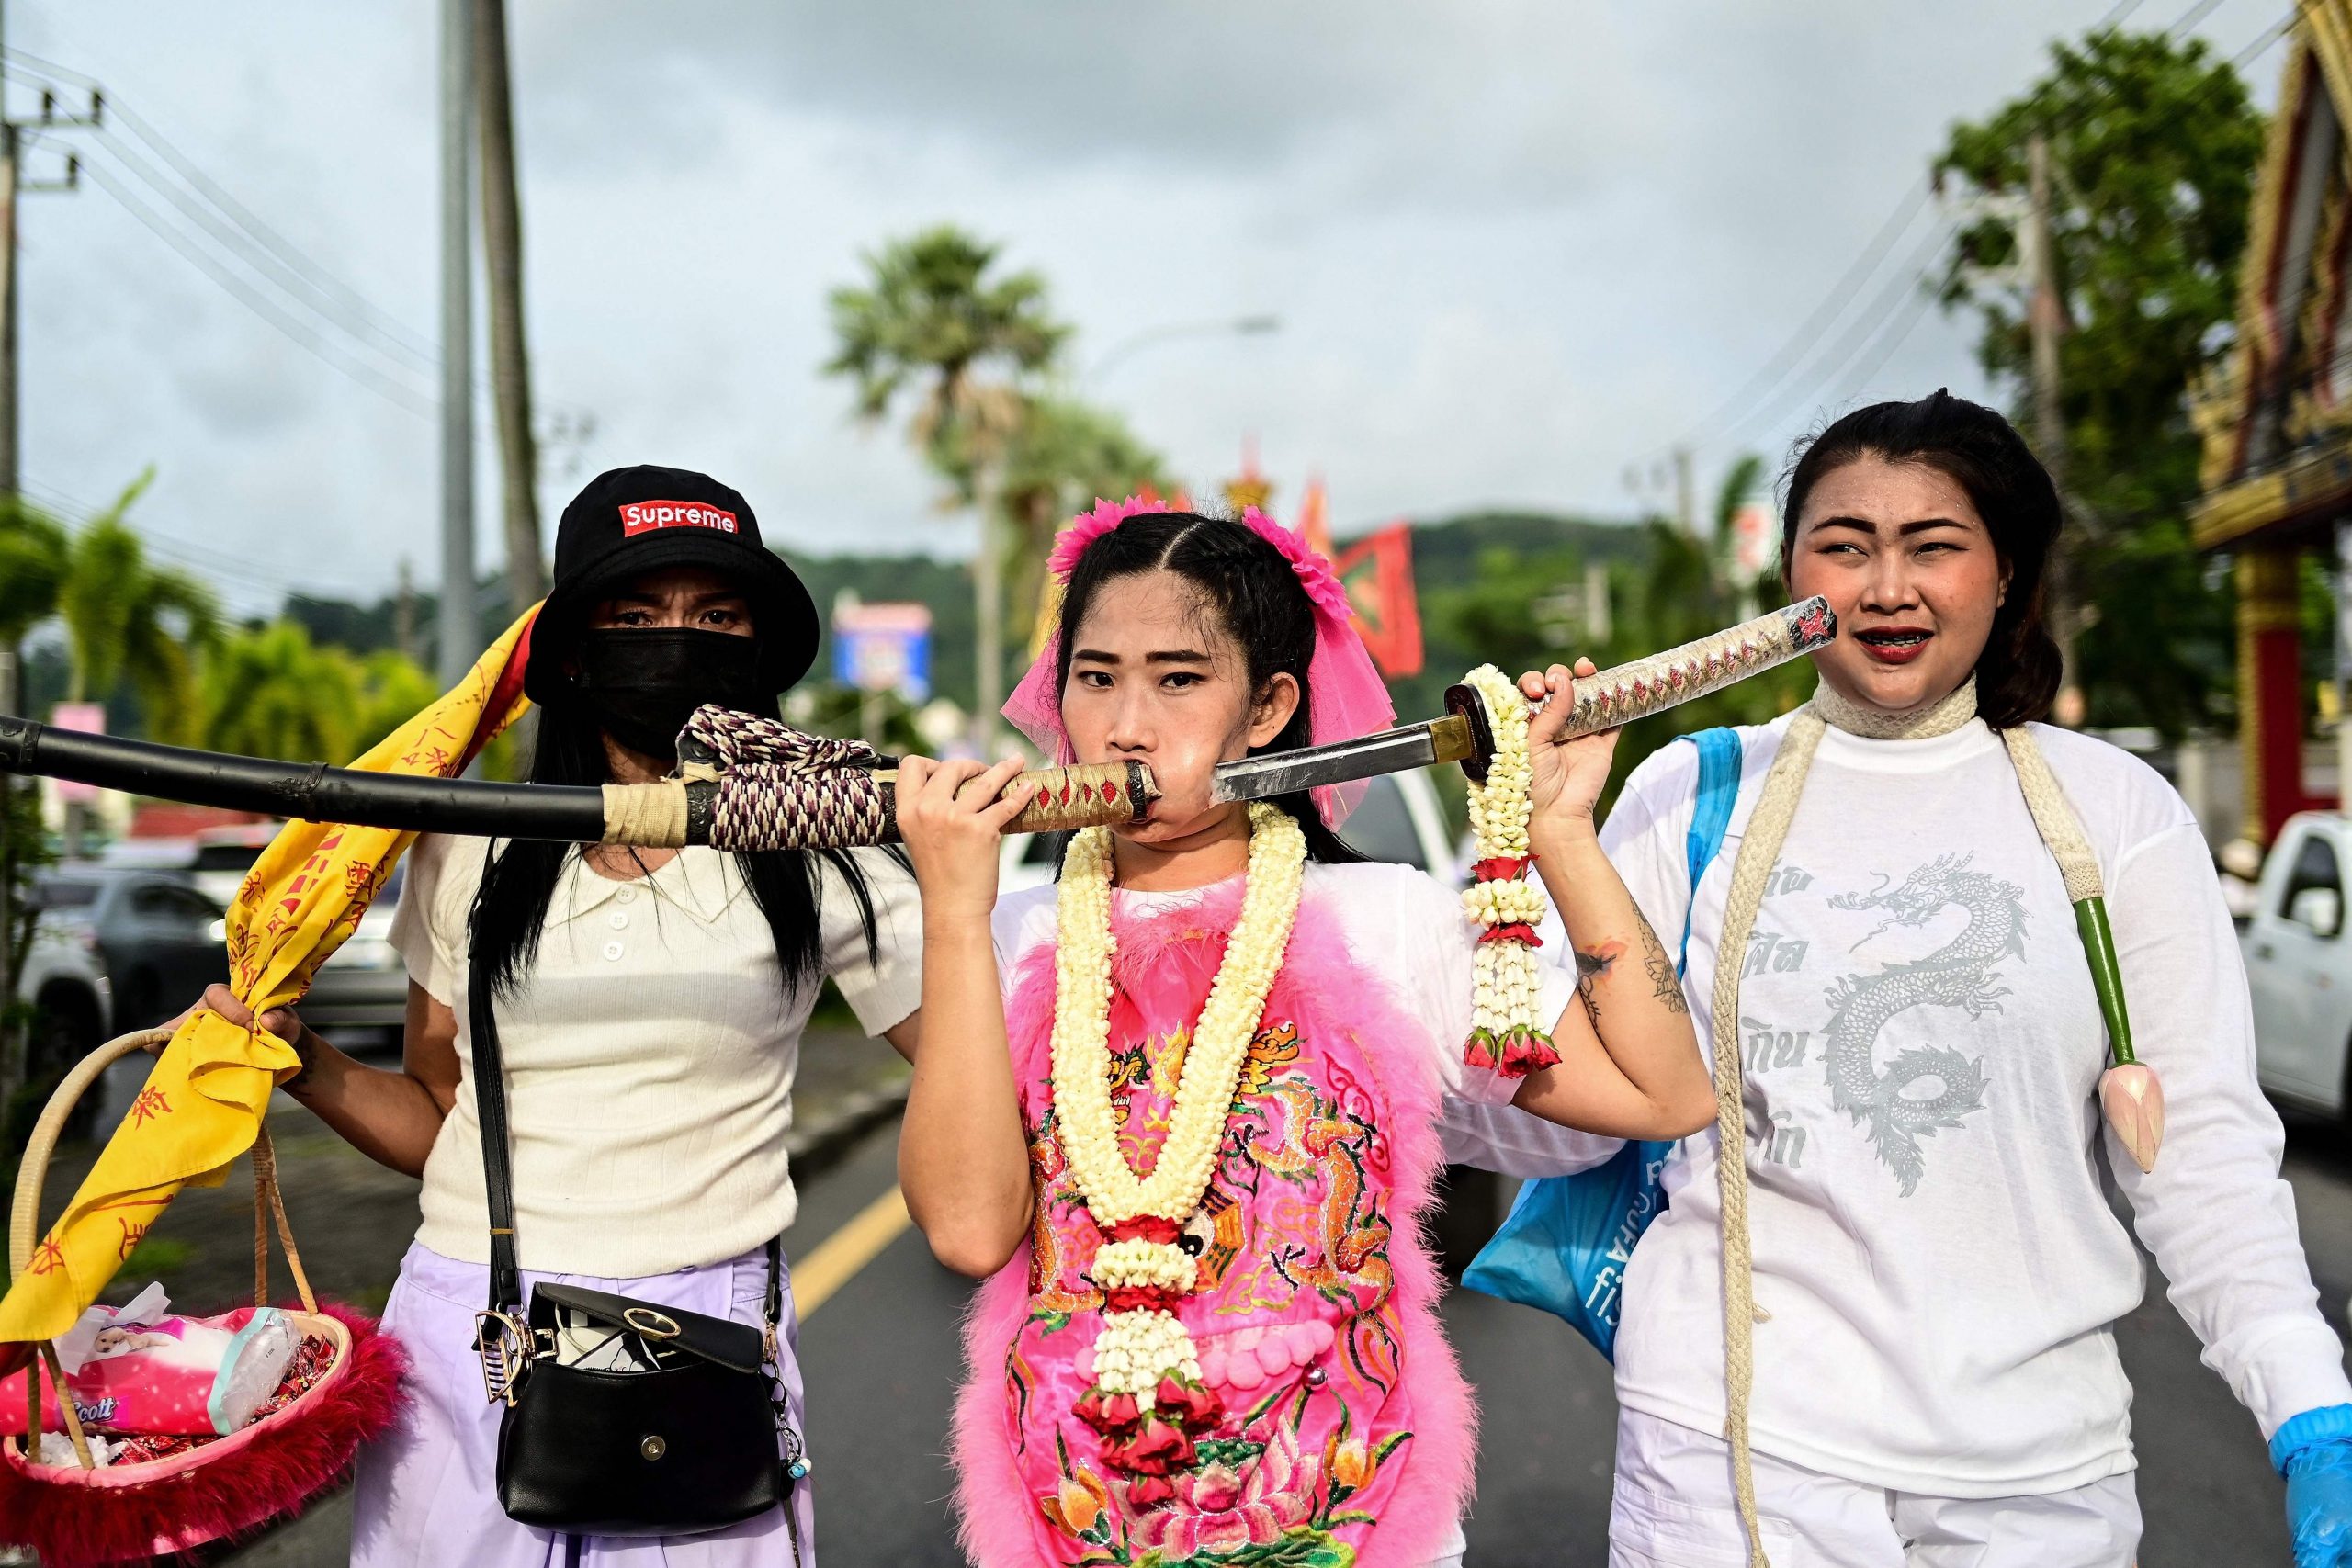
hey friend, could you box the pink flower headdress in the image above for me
[1002,496,1395,825]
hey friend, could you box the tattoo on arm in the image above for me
[1574,940,1623,1025]
[1634,911,1691,1016]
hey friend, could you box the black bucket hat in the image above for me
[524,464,820,707]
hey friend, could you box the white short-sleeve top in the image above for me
[389,833,922,1275]
[989,859,1576,1108]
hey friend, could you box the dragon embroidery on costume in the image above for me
[1821,852,2027,1195]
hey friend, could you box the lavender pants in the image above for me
[352,1240,814,1567]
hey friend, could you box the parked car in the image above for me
[2244,812,2352,1117]
[20,869,226,1136]
[187,822,281,908]
[295,865,409,1047]
[97,824,411,1046]
[997,768,1458,895]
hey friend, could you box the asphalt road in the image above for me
[794,1118,2352,1568]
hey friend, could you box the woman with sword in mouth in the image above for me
[891,499,1715,1568]
[1460,392,2352,1568]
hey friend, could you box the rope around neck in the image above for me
[1808,674,1980,739]
[1705,678,2098,1566]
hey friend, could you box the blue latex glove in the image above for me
[2274,1405,2352,1566]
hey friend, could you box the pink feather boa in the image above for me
[952,887,1476,1568]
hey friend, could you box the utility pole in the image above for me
[2025,131,2082,726]
[1672,446,1696,537]
[0,28,95,713]
[0,2,97,1146]
[438,0,478,688]
[395,558,418,666]
[971,468,1002,756]
[474,0,541,616]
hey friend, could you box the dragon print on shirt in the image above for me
[1820,852,2028,1195]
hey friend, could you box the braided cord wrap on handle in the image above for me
[1563,597,1837,739]
[988,761,1159,835]
[696,760,1157,850]
[650,711,1160,850]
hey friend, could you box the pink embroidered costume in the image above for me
[951,499,1579,1567]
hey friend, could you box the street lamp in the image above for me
[1088,314,1283,385]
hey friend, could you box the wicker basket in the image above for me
[0,1029,407,1566]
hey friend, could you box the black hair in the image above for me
[1054,511,1364,863]
[468,700,893,1001]
[1779,389,2064,729]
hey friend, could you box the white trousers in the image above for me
[1605,1410,2142,1568]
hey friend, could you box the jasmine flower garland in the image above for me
[1460,664,1560,1078]
[1050,802,1306,1494]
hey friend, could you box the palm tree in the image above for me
[826,226,1069,748]
[50,473,220,746]
[1711,453,1767,542]
[0,494,65,1136]
[0,495,69,714]
[0,473,216,1120]
[199,621,365,765]
[988,395,1170,647]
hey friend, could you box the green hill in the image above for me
[283,508,1656,726]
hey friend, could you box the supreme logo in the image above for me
[618,500,740,537]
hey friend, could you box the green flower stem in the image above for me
[2073,897,2137,1068]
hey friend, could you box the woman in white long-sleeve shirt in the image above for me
[1451,392,2352,1567]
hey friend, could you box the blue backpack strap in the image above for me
[1677,728,1743,979]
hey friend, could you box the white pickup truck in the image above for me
[2245,812,2352,1116]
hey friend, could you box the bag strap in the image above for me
[1677,728,1745,980]
[465,844,783,1329]
[465,880,526,1314]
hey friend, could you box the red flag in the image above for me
[1295,479,1421,679]
[1332,523,1424,679]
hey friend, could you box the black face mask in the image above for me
[573,628,769,759]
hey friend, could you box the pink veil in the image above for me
[1001,496,1396,826]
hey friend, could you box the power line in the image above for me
[1660,0,2297,473]
[69,147,437,417]
[82,123,439,379]
[0,49,596,429]
[2166,0,2236,38]
[14,477,378,604]
[1718,220,1956,446]
[1833,281,1944,402]
[1647,182,1934,457]
[0,46,440,369]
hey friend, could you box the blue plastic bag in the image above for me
[1461,727,1742,1359]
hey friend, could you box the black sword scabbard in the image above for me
[0,716,618,842]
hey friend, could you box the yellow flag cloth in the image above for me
[0,606,540,1344]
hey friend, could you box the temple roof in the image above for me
[2195,2,2352,550]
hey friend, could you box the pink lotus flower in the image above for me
[2100,1062,2165,1173]
[1130,1423,1322,1560]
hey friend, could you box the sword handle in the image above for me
[1442,596,1838,778]
[869,761,1159,840]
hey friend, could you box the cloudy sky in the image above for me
[12,0,2285,615]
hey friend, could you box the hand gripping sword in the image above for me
[0,599,1832,849]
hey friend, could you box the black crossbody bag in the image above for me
[463,936,804,1541]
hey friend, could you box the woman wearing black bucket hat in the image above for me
[175,466,922,1565]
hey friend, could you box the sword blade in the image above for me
[1209,716,1476,805]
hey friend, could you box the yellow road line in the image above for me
[794,1184,912,1319]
